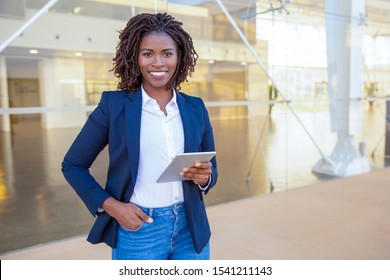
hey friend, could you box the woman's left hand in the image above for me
[180,161,212,187]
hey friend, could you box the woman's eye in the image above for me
[142,53,152,57]
[164,53,173,57]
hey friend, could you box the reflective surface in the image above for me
[0,101,388,253]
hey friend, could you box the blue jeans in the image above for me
[112,202,210,260]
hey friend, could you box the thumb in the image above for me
[140,212,153,224]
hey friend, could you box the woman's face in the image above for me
[138,32,178,93]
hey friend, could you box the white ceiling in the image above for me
[2,0,390,37]
[1,0,390,59]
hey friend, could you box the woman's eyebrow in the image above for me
[140,48,153,52]
[139,48,176,52]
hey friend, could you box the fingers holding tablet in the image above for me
[180,161,212,186]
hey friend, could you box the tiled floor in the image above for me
[0,102,389,255]
[2,166,390,260]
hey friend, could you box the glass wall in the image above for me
[1,0,390,252]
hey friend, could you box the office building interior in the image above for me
[0,0,390,255]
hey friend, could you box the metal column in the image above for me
[312,0,370,177]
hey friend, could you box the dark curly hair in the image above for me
[111,13,198,92]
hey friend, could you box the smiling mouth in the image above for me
[150,71,166,77]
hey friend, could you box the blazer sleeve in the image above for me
[61,92,111,216]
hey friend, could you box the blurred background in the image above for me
[0,0,389,254]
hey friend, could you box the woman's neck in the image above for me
[143,85,174,116]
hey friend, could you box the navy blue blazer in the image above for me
[61,88,218,253]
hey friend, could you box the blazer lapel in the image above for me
[177,93,197,153]
[124,89,142,192]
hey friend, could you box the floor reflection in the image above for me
[0,102,388,253]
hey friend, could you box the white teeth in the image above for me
[150,72,165,76]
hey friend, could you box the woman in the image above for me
[61,13,218,260]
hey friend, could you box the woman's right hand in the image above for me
[100,197,153,230]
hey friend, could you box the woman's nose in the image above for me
[151,55,164,67]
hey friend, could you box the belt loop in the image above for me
[148,207,153,217]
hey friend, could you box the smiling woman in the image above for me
[61,13,218,260]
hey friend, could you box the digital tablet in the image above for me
[156,152,216,183]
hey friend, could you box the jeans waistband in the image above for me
[136,202,185,217]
